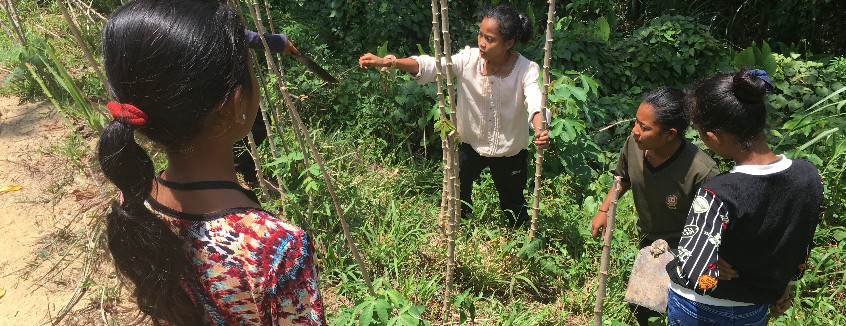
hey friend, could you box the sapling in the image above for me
[529,0,555,240]
[594,176,622,326]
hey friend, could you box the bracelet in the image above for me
[385,54,397,70]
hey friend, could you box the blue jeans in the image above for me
[667,289,768,326]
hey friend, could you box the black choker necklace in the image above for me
[156,172,260,204]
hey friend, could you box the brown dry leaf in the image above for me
[0,185,22,194]
[43,122,64,131]
[71,188,96,200]
[72,188,101,211]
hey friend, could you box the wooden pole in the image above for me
[594,176,622,326]
[246,130,270,202]
[244,0,375,296]
[529,0,555,240]
[56,0,111,104]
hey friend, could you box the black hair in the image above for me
[481,4,533,44]
[686,68,769,149]
[98,0,250,324]
[642,87,688,135]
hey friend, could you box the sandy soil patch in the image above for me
[0,96,144,325]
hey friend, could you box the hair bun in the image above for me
[732,68,769,103]
[517,13,533,43]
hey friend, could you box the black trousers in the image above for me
[458,143,530,225]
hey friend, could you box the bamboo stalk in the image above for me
[260,0,285,66]
[244,0,375,296]
[445,132,460,320]
[0,10,15,44]
[251,0,305,169]
[529,0,555,240]
[438,0,457,123]
[439,138,449,236]
[594,176,622,326]
[442,137,456,320]
[246,131,271,202]
[1,0,26,46]
[56,0,111,104]
[437,0,460,320]
[252,73,286,191]
[255,63,292,158]
[69,0,106,23]
[430,0,449,238]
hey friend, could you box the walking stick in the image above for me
[594,176,622,326]
[529,0,555,240]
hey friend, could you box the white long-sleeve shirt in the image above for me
[411,47,542,157]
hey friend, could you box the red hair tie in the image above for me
[107,102,148,128]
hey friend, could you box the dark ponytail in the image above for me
[482,4,534,44]
[98,121,205,325]
[686,68,770,149]
[98,0,251,324]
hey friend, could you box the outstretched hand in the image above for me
[358,53,389,69]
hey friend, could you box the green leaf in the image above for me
[386,289,406,306]
[733,47,756,69]
[761,41,777,76]
[374,298,391,323]
[416,43,427,56]
[518,238,541,258]
[359,302,374,326]
[793,127,839,156]
[398,313,420,326]
[594,17,610,42]
[568,85,587,102]
[376,41,389,58]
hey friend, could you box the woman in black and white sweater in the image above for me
[665,68,823,325]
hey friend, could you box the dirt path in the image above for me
[0,96,126,325]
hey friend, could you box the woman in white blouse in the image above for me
[359,4,549,226]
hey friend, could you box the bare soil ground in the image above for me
[0,96,144,325]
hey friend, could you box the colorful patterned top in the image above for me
[146,199,327,325]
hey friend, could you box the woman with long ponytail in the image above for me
[98,0,325,324]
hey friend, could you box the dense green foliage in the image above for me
[2,0,845,325]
